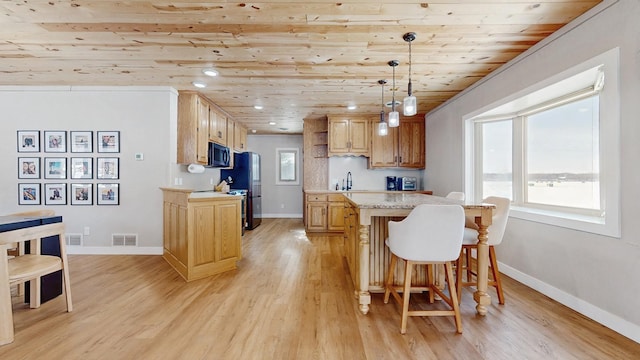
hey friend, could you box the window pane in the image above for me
[482,120,512,200]
[526,96,600,210]
[280,152,296,181]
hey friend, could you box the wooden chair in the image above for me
[6,210,55,296]
[0,210,72,344]
[456,196,510,304]
[383,204,465,334]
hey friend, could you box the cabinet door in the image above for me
[328,201,345,231]
[217,114,228,146]
[234,122,248,151]
[192,204,216,266]
[196,97,210,164]
[214,201,241,261]
[239,125,248,151]
[208,107,218,142]
[369,126,398,168]
[328,119,350,154]
[306,202,327,231]
[398,119,425,168]
[227,118,235,150]
[349,119,370,155]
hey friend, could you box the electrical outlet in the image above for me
[281,203,285,209]
[83,227,90,236]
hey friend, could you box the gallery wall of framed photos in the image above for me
[17,130,121,206]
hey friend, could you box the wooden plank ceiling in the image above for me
[0,1,601,134]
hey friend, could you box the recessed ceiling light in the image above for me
[254,105,263,110]
[202,68,218,77]
[347,105,357,110]
[251,129,257,133]
[268,121,276,126]
[192,81,206,88]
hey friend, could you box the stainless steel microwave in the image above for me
[398,176,417,191]
[208,142,230,167]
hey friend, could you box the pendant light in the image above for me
[377,79,388,136]
[403,32,417,116]
[388,60,400,127]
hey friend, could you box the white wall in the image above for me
[328,157,424,191]
[0,86,178,254]
[247,135,304,217]
[424,1,640,342]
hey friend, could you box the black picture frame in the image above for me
[97,131,120,153]
[17,130,40,152]
[70,157,93,179]
[44,130,67,153]
[97,183,119,205]
[97,157,119,179]
[18,157,41,179]
[70,183,93,205]
[70,131,93,153]
[18,183,41,205]
[44,157,67,179]
[44,183,67,205]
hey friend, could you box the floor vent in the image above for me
[112,233,138,247]
[66,233,83,246]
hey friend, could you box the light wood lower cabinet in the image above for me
[161,188,242,281]
[304,192,345,233]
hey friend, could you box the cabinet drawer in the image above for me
[328,194,345,202]
[307,194,328,202]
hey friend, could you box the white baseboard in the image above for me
[67,246,163,255]
[261,214,303,218]
[499,262,640,344]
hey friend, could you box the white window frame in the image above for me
[464,48,620,238]
[275,148,300,185]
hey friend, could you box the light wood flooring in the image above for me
[2,218,638,359]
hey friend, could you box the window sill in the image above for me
[510,206,620,238]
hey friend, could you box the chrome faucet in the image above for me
[346,172,353,191]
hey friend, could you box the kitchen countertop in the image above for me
[343,192,460,209]
[304,189,432,195]
[159,187,240,199]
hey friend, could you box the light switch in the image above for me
[135,153,144,161]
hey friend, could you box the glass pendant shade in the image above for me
[403,94,417,116]
[378,118,388,136]
[388,111,399,127]
[377,79,388,136]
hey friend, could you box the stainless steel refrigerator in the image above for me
[221,152,261,229]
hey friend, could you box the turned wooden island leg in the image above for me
[358,224,371,314]
[474,216,492,316]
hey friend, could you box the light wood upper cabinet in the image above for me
[369,117,425,169]
[398,118,425,168]
[328,116,370,156]
[177,92,210,165]
[233,121,248,152]
[209,108,227,146]
[370,126,399,168]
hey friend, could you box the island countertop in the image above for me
[343,192,459,209]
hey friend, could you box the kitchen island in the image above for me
[342,192,495,316]
[160,188,242,281]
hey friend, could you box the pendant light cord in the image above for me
[392,64,396,112]
[408,39,412,96]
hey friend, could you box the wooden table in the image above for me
[0,215,65,345]
[343,192,495,316]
